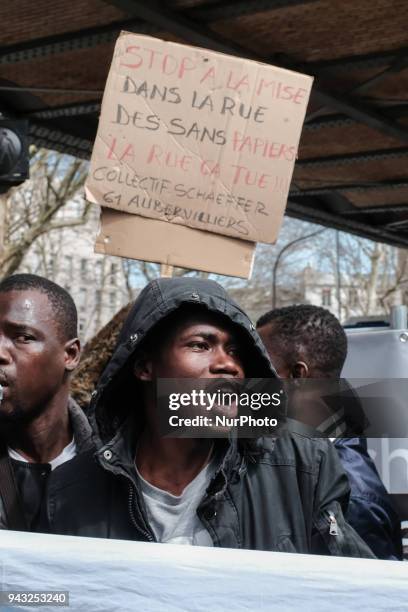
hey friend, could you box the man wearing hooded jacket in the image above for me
[42,278,374,557]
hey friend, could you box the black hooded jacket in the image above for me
[42,278,374,557]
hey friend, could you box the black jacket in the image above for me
[1,398,93,530]
[43,278,374,558]
[334,438,402,560]
[302,379,402,559]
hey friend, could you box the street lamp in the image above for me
[272,228,327,308]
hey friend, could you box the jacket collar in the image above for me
[68,397,94,453]
[0,397,93,456]
[96,415,243,498]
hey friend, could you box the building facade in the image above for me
[20,199,135,342]
[17,196,399,341]
[229,265,389,326]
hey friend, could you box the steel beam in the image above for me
[305,91,408,142]
[306,46,408,73]
[287,198,408,248]
[0,1,315,65]
[351,51,408,95]
[26,102,101,120]
[291,179,408,197]
[385,218,408,229]
[103,0,257,55]
[0,19,157,65]
[29,122,93,156]
[298,147,408,168]
[2,0,400,72]
[2,18,406,77]
[304,105,408,131]
[2,0,408,143]
[0,85,103,96]
[304,114,357,130]
[304,50,408,123]
[188,0,319,22]
[314,191,357,216]
[346,204,408,215]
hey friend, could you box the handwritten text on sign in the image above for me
[86,33,313,243]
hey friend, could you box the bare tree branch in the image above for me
[0,149,89,278]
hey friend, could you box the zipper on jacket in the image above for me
[128,483,155,542]
[98,453,155,542]
[328,511,339,536]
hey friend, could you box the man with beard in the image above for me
[42,277,374,558]
[0,274,93,530]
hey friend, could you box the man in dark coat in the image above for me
[257,304,402,560]
[42,278,374,557]
[0,274,93,530]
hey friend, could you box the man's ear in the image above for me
[64,338,81,372]
[134,355,153,381]
[291,361,309,379]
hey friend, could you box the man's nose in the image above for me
[210,347,243,377]
[0,336,12,364]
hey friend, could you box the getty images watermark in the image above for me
[168,388,282,428]
[157,379,286,437]
[157,378,408,439]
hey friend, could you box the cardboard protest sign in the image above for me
[95,208,255,278]
[86,32,313,244]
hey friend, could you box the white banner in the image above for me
[0,531,407,611]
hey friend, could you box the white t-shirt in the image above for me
[8,438,77,470]
[136,458,216,546]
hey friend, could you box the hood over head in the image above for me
[90,277,277,444]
